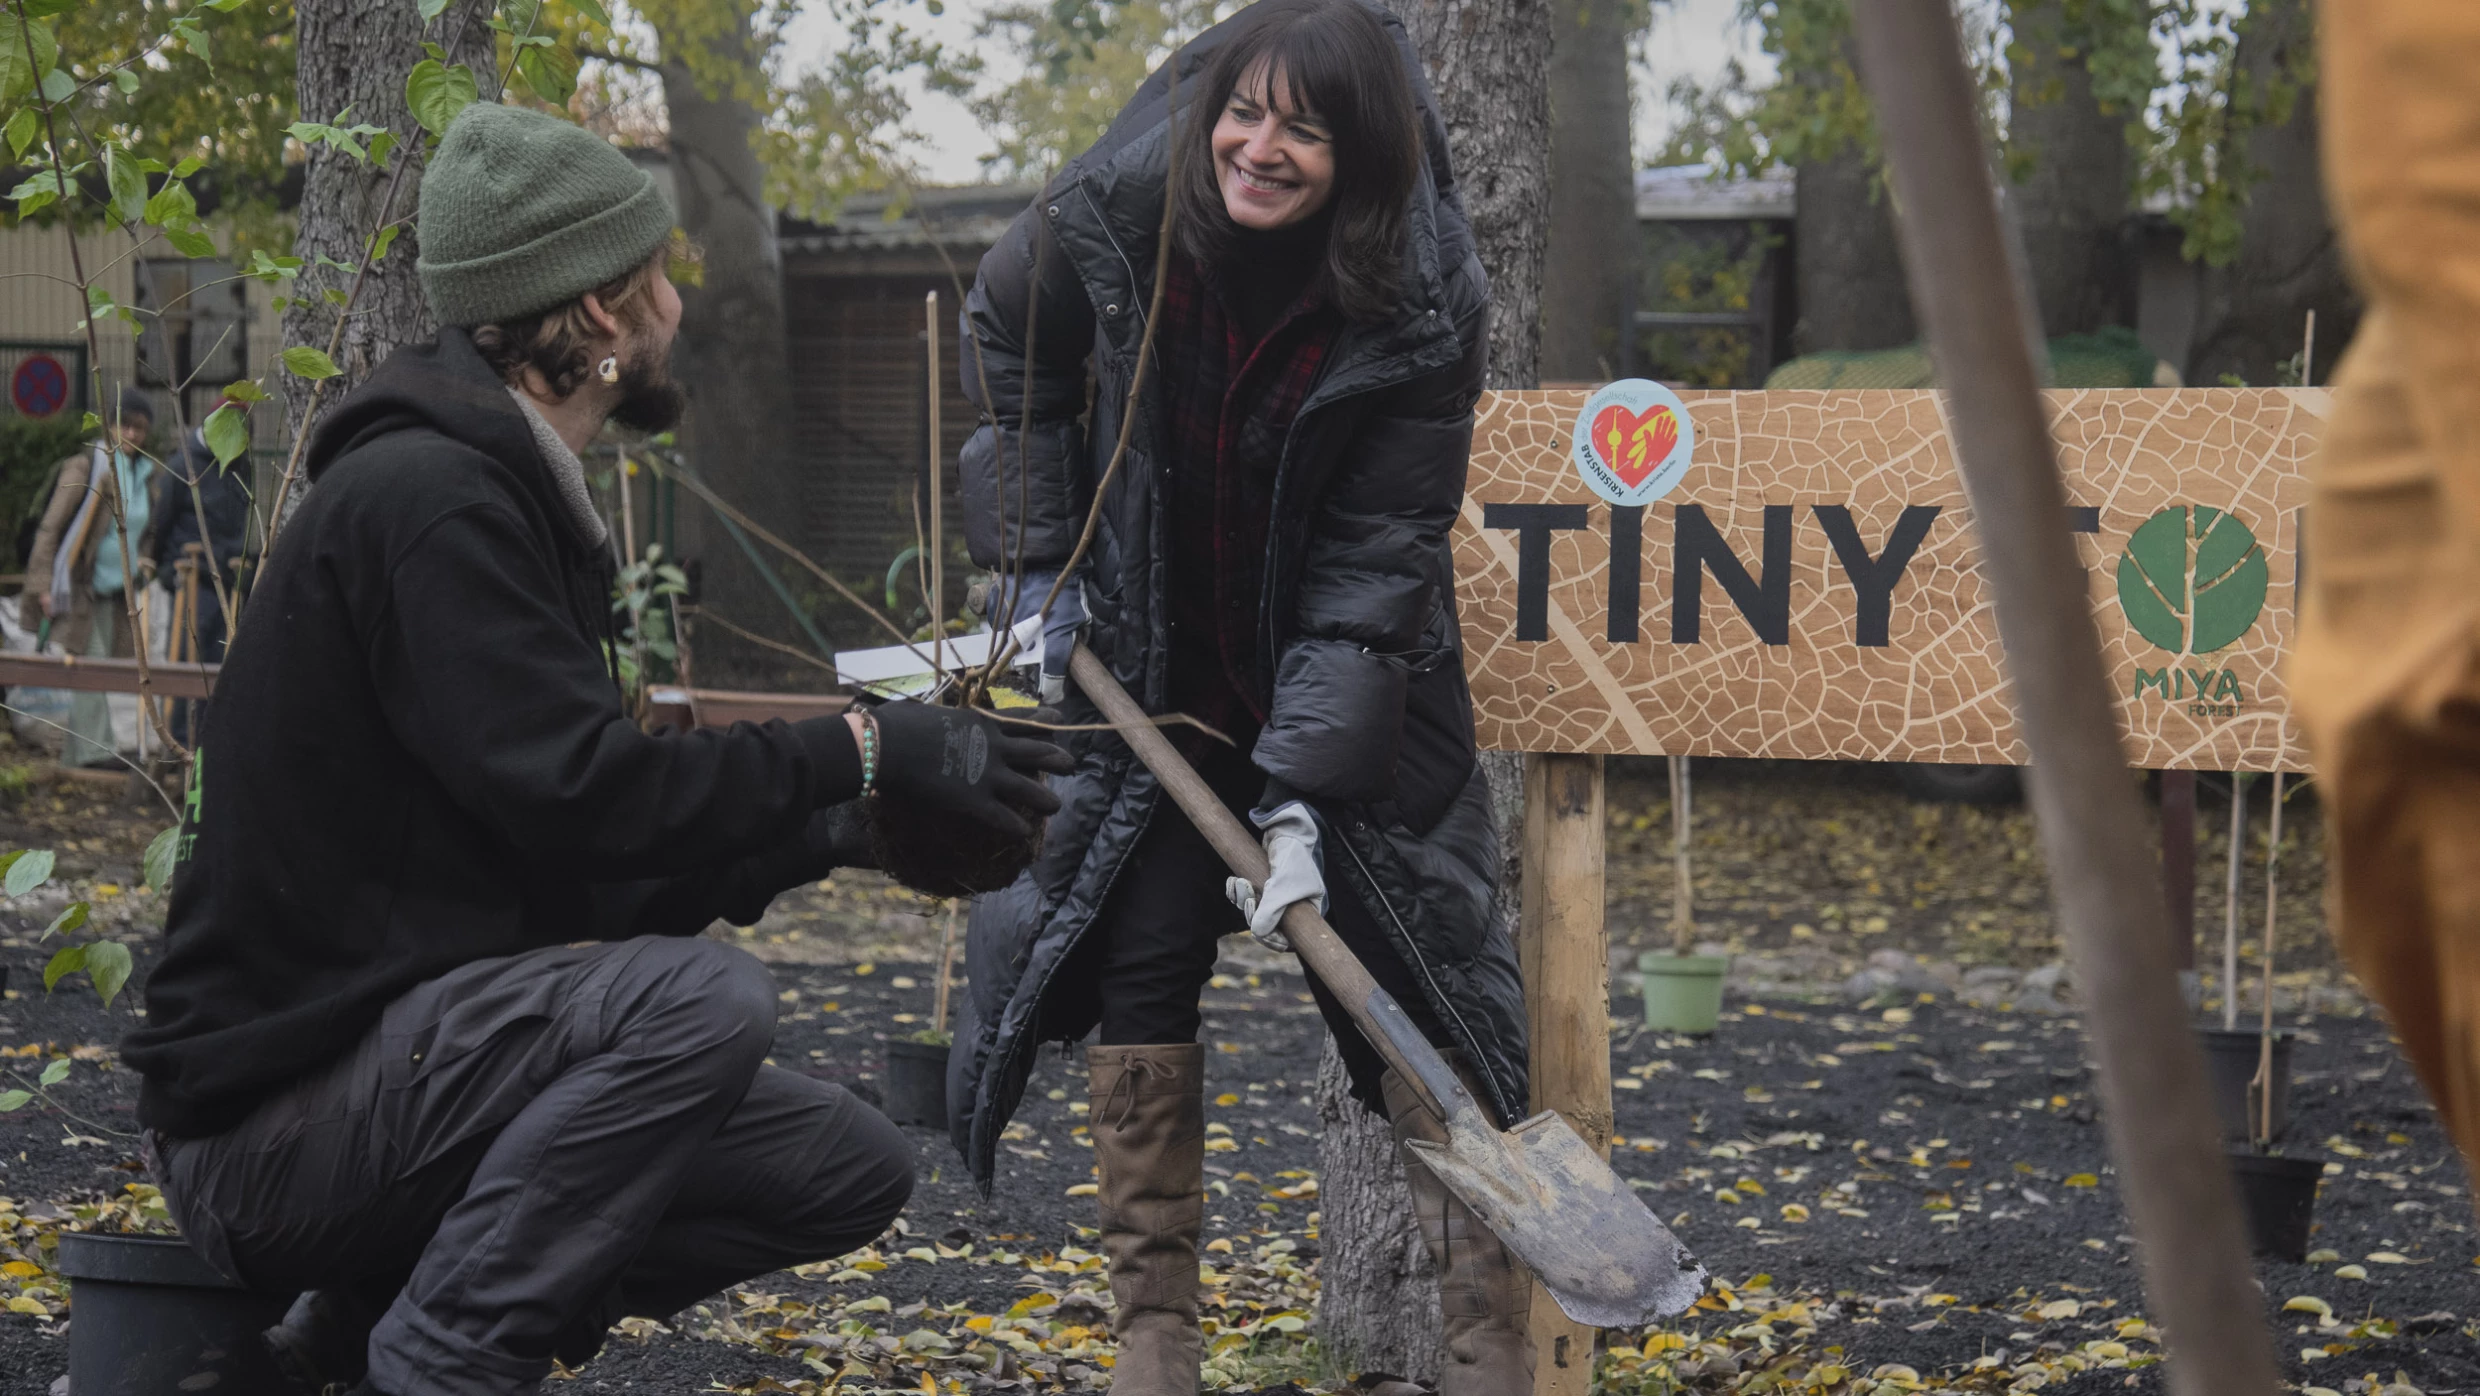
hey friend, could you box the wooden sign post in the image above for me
[1516,752,1609,1396]
[1466,387,2322,1387]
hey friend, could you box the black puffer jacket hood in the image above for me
[945,0,1524,1189]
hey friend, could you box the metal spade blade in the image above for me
[1408,1114,1708,1326]
[1067,646,1710,1328]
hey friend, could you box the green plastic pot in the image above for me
[1638,952,1729,1033]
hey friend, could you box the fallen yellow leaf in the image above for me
[2063,1172,2100,1188]
[1065,1183,1098,1197]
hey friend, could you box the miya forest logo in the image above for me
[2114,505,2269,717]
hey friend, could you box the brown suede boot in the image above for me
[1382,1066,1537,1396]
[1088,1043,1207,1396]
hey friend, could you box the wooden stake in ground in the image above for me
[933,903,959,1039]
[617,450,640,572]
[1848,2,2282,1390]
[1669,755,1694,954]
[2253,773,2285,1146]
[926,289,946,677]
[2222,776,2247,1032]
[1517,753,1610,1396]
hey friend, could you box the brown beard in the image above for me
[609,333,685,433]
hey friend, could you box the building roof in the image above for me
[1637,162,1796,221]
[780,184,1042,256]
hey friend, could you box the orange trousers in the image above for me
[2297,1,2480,1181]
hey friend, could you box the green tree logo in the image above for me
[2116,506,2269,655]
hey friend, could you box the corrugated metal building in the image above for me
[0,221,279,430]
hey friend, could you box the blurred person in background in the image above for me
[151,402,255,744]
[20,390,157,768]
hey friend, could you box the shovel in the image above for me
[1067,645,1707,1327]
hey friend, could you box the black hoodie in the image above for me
[123,330,861,1138]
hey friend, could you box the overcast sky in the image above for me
[775,0,1773,185]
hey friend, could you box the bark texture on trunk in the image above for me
[282,1,498,478]
[2005,0,2133,337]
[1321,10,1549,1376]
[1792,149,1915,354]
[1540,0,1638,383]
[1311,1042,1440,1380]
[2185,0,2358,387]
[656,6,805,668]
[1384,0,1554,395]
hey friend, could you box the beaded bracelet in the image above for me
[857,707,881,796]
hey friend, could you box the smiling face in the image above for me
[1212,59,1337,231]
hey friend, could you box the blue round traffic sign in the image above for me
[12,355,67,418]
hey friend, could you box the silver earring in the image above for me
[596,355,620,385]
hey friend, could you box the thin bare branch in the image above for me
[650,458,944,675]
[693,608,843,679]
[1019,56,1183,667]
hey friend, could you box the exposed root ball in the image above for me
[867,790,1047,899]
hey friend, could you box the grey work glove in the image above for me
[984,567,1086,705]
[1223,801,1326,954]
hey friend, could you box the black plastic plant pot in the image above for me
[884,1039,950,1128]
[56,1232,293,1395]
[2226,1151,2323,1262]
[2198,1027,2295,1142]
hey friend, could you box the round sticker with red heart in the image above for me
[1570,378,1694,507]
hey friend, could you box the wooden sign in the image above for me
[1455,388,2329,772]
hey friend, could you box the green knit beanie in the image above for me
[416,103,674,328]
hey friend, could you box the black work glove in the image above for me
[870,699,1074,837]
[816,799,876,871]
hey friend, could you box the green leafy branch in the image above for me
[0,831,172,1013]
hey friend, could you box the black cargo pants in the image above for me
[150,936,914,1396]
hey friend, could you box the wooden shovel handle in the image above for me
[1066,645,1472,1123]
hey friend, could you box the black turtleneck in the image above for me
[1215,210,1332,347]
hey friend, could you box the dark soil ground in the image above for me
[0,752,2455,1396]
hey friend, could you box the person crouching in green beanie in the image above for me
[123,102,1069,1396]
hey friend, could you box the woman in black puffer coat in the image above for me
[951,4,1529,1392]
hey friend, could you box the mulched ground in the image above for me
[0,751,2460,1396]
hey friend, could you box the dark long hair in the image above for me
[1171,0,1423,324]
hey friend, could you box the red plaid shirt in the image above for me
[1158,246,1342,748]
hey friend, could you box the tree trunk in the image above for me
[1311,1037,1439,1381]
[1385,0,1554,397]
[1540,0,1638,383]
[1321,1,1549,1380]
[2185,0,2358,387]
[282,1,498,496]
[2005,0,2133,336]
[1792,148,1914,353]
[655,6,806,673]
